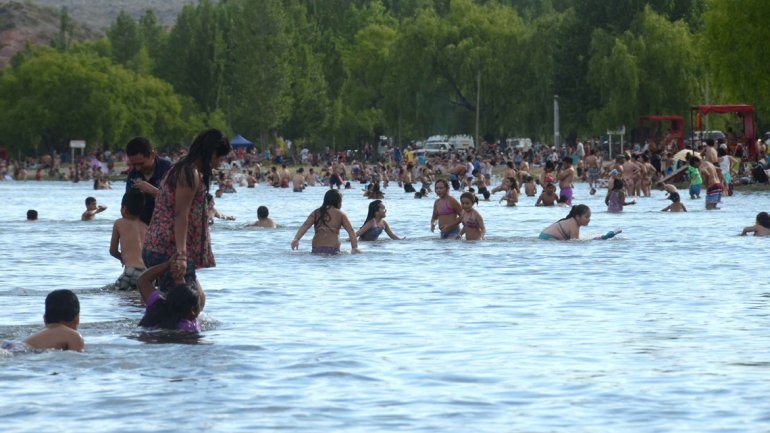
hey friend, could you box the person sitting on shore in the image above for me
[740,212,770,236]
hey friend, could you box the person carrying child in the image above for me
[109,190,148,290]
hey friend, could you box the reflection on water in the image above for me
[0,180,769,432]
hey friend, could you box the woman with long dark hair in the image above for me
[142,129,231,307]
[355,200,404,241]
[291,189,360,254]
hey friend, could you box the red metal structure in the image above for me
[638,115,684,151]
[690,105,757,159]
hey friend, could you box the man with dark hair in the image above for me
[126,137,171,225]
[19,289,85,351]
[26,209,38,221]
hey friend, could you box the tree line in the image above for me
[0,0,765,156]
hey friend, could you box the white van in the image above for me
[506,137,532,151]
[447,135,475,152]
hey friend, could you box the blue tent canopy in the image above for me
[230,134,254,148]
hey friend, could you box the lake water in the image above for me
[1,179,769,432]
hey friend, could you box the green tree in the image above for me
[107,10,142,70]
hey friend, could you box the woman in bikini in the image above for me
[459,192,486,240]
[291,189,360,254]
[539,204,592,240]
[356,200,404,241]
[431,179,462,239]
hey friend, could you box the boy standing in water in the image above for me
[81,197,107,221]
[109,191,147,290]
[557,157,575,205]
[23,289,84,351]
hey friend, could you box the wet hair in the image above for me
[525,176,533,182]
[44,289,80,324]
[612,178,624,191]
[507,177,518,190]
[314,189,342,229]
[257,206,269,219]
[757,212,770,229]
[545,183,556,191]
[26,209,37,220]
[121,189,145,217]
[460,192,475,204]
[559,204,591,222]
[361,200,383,229]
[166,129,231,193]
[414,188,427,198]
[126,137,152,157]
[667,191,680,203]
[689,155,701,166]
[85,196,96,206]
[435,179,449,190]
[138,283,200,330]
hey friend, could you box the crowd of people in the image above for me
[6,131,770,353]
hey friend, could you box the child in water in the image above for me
[605,179,636,213]
[109,190,148,290]
[740,212,770,236]
[459,192,486,240]
[499,177,519,207]
[356,200,404,241]
[535,183,558,206]
[4,289,85,352]
[660,192,687,212]
[249,205,277,228]
[81,196,107,221]
[138,261,202,332]
[524,176,537,197]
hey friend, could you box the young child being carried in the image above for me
[109,191,147,290]
[661,192,687,212]
[4,289,85,352]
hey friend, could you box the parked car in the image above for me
[506,137,532,151]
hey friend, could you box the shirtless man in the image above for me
[22,289,85,351]
[585,151,601,190]
[622,154,639,197]
[81,197,107,221]
[557,157,575,205]
[703,139,719,164]
[691,156,722,210]
[293,168,305,192]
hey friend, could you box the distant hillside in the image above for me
[0,1,100,67]
[29,0,191,29]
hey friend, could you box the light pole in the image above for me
[553,95,560,149]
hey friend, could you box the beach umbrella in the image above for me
[673,149,698,162]
[230,134,254,148]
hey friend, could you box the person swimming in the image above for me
[539,204,592,240]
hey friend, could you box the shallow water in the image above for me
[1,179,769,432]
